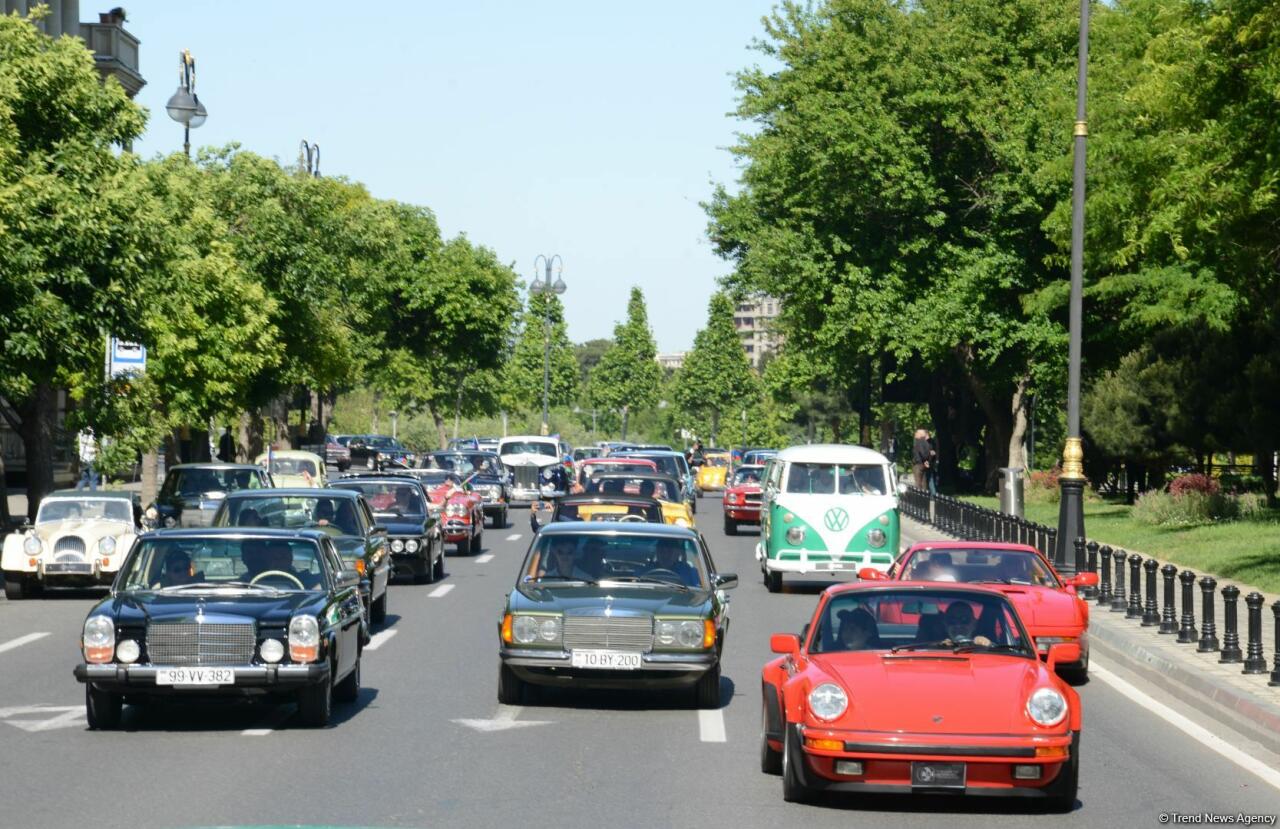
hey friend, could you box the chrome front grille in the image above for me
[54,536,86,556]
[563,614,653,652]
[512,466,539,488]
[146,622,256,666]
[744,494,762,505]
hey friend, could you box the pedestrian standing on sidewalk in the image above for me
[927,432,939,495]
[217,426,235,463]
[912,428,930,489]
[76,430,99,491]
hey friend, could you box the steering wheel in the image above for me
[249,570,304,589]
[644,568,681,580]
[619,514,647,523]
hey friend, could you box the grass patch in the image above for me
[960,496,1280,594]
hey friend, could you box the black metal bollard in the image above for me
[1159,564,1178,633]
[1197,576,1219,652]
[1243,593,1267,675]
[1110,550,1128,612]
[1074,537,1087,589]
[1086,541,1099,595]
[1219,585,1242,663]
[1142,557,1160,626]
[1177,570,1197,643]
[1126,555,1144,619]
[1098,545,1113,604]
[1270,601,1280,687]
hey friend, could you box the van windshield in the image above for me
[785,463,886,495]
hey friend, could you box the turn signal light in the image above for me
[84,645,114,664]
[1035,745,1068,758]
[501,613,513,645]
[804,737,844,751]
[355,559,366,577]
[702,619,716,649]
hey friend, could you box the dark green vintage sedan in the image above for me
[497,522,737,707]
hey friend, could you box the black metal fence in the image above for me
[899,487,1058,561]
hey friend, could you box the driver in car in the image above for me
[538,538,593,581]
[940,601,992,647]
[647,538,698,586]
[242,539,319,589]
[156,550,195,588]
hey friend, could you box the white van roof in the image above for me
[776,444,891,465]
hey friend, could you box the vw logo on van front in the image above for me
[824,507,849,531]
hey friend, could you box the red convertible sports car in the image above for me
[761,582,1081,809]
[412,470,485,554]
[722,464,765,536]
[865,541,1097,680]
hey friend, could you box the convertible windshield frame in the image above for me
[37,498,134,525]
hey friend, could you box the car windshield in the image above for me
[367,436,402,450]
[904,549,1061,587]
[214,495,362,536]
[743,452,776,465]
[409,470,452,486]
[553,501,662,523]
[732,467,764,486]
[37,498,132,524]
[586,476,679,502]
[704,455,729,467]
[118,536,329,592]
[165,468,265,498]
[428,453,476,474]
[629,454,683,479]
[500,440,558,457]
[334,482,425,516]
[784,463,887,495]
[808,589,1033,655]
[266,457,318,477]
[522,533,706,588]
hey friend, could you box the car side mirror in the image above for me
[857,567,887,581]
[337,568,361,589]
[372,526,388,536]
[1046,642,1081,669]
[770,633,800,656]
[1069,572,1099,589]
[713,573,738,590]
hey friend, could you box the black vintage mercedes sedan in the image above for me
[497,522,737,708]
[73,528,364,730]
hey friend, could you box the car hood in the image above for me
[374,519,428,536]
[32,519,133,542]
[104,590,320,626]
[992,586,1083,628]
[512,584,712,615]
[502,453,560,469]
[810,652,1048,733]
[332,536,370,562]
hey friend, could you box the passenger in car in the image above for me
[649,538,697,586]
[942,601,992,647]
[837,608,880,650]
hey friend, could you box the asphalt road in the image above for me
[1,501,1278,829]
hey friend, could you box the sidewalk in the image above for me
[903,515,1280,755]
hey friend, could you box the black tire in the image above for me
[761,703,783,775]
[433,545,446,581]
[370,587,387,625]
[85,685,122,730]
[499,508,509,529]
[1044,731,1080,812]
[298,673,333,727]
[4,577,25,600]
[694,661,722,709]
[473,525,483,554]
[690,498,697,515]
[334,657,360,703]
[1058,648,1090,684]
[497,662,527,705]
[782,723,814,803]
[419,552,436,584]
[724,518,737,536]
[764,568,783,593]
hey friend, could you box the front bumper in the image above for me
[500,648,716,689]
[509,487,566,504]
[74,662,330,695]
[442,520,474,541]
[723,506,761,521]
[482,501,507,516]
[758,545,892,575]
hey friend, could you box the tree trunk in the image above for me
[428,405,448,450]
[1257,442,1276,508]
[16,382,59,521]
[709,409,720,447]
[954,345,1012,493]
[1007,375,1031,471]
[620,405,630,441]
[0,439,10,527]
[239,410,265,461]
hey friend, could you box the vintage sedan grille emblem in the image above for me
[918,766,936,782]
[824,507,850,532]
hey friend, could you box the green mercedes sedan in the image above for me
[497,522,737,708]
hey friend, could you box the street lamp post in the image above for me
[299,140,321,177]
[164,49,207,158]
[1056,0,1091,574]
[530,254,565,436]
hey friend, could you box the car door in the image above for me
[358,498,390,599]
[322,537,361,674]
[760,459,782,550]
[699,536,731,635]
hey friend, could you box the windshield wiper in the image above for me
[972,578,1034,586]
[603,575,691,591]
[529,575,599,586]
[157,581,279,592]
[952,643,1026,654]
[890,640,954,653]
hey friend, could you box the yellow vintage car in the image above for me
[695,451,732,493]
[584,473,695,528]
[255,450,328,489]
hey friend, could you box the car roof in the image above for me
[46,489,135,500]
[776,444,891,464]
[141,527,329,542]
[733,464,766,472]
[557,495,662,508]
[620,450,684,458]
[222,487,361,499]
[430,450,499,457]
[590,472,680,484]
[905,540,1043,556]
[822,581,1011,599]
[582,457,654,465]
[534,521,698,539]
[167,463,263,471]
[332,475,423,485]
[500,435,558,443]
[256,450,323,460]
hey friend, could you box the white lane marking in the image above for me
[1091,661,1280,792]
[698,708,727,742]
[453,704,552,732]
[0,632,50,655]
[0,705,85,732]
[505,534,522,542]
[474,554,494,564]
[365,629,398,651]
[241,707,293,736]
[428,584,455,598]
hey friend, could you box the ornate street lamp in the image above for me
[299,140,321,177]
[530,254,565,436]
[165,49,206,158]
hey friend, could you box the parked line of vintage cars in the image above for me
[3,437,1089,810]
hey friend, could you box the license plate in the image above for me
[911,762,966,789]
[570,650,642,670]
[817,561,853,571]
[156,668,235,686]
[45,562,93,574]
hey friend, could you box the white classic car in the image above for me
[2,490,138,599]
[255,450,327,489]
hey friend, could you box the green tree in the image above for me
[673,292,759,445]
[505,291,579,418]
[590,288,661,440]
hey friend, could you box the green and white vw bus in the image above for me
[756,444,900,593]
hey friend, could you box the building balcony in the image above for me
[80,18,145,97]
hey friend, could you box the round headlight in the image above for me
[786,526,806,545]
[405,539,420,553]
[390,539,405,553]
[259,638,285,663]
[83,616,115,649]
[99,536,117,555]
[538,617,561,642]
[115,639,140,663]
[656,620,679,645]
[512,615,539,645]
[446,503,464,516]
[808,682,848,721]
[289,615,320,648]
[677,621,704,648]
[867,529,886,548]
[1026,688,1068,726]
[23,535,41,556]
[541,468,554,480]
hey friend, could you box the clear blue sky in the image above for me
[121,0,780,352]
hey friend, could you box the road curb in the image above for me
[1088,615,1280,757]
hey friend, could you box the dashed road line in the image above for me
[474,554,494,564]
[698,708,727,742]
[365,629,398,651]
[428,584,455,598]
[505,534,522,542]
[0,633,50,655]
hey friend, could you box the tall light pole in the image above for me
[299,140,321,177]
[530,254,565,436]
[164,49,207,158]
[1056,0,1090,574]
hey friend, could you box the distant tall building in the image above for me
[655,352,687,371]
[733,295,781,368]
[4,2,145,97]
